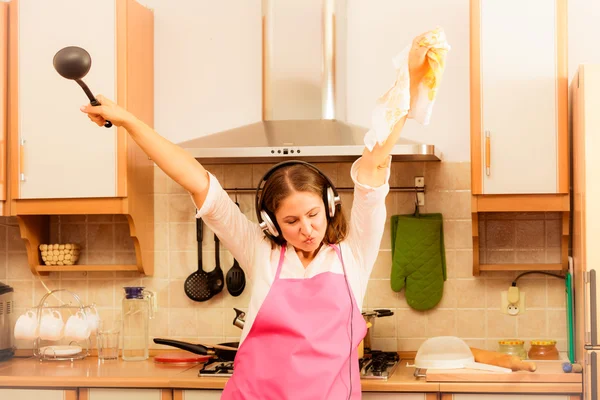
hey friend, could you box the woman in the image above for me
[82,32,433,400]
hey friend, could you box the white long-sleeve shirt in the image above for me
[195,158,390,344]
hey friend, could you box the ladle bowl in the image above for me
[53,46,112,128]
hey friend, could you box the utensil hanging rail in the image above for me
[223,186,425,193]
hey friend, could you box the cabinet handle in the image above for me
[485,130,491,176]
[19,139,26,182]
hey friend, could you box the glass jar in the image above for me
[528,340,559,360]
[498,339,527,360]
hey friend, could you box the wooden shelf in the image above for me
[479,264,563,272]
[36,265,139,273]
[472,194,569,213]
[472,202,570,276]
[17,214,153,276]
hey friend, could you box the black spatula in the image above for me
[208,234,224,296]
[226,200,246,297]
[184,217,212,302]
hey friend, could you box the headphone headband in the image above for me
[255,160,341,239]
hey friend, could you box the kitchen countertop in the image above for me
[0,356,582,394]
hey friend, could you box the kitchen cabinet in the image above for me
[0,388,77,400]
[363,393,437,400]
[7,0,154,275]
[470,0,568,196]
[173,390,223,400]
[442,395,578,400]
[0,2,7,217]
[469,0,569,275]
[80,388,171,400]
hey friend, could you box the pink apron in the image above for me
[222,244,367,400]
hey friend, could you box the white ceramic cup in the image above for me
[39,309,64,341]
[14,310,38,340]
[85,306,100,332]
[64,311,91,341]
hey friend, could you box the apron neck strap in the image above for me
[275,244,287,279]
[328,244,348,276]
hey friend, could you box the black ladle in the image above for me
[53,46,112,128]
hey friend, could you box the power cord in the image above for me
[512,271,565,286]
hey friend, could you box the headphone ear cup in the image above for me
[326,186,337,219]
[260,210,280,238]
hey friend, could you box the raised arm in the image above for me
[80,95,210,208]
[357,32,431,187]
[81,97,263,274]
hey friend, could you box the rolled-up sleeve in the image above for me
[346,157,390,274]
[192,172,263,277]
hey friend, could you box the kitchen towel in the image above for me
[390,213,446,311]
[364,27,451,151]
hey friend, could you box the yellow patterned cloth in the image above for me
[364,28,451,151]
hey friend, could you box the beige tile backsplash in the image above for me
[2,161,567,353]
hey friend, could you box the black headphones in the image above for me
[255,160,341,239]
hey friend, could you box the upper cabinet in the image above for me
[470,0,568,198]
[470,0,569,275]
[10,0,145,201]
[0,3,7,216]
[7,0,155,275]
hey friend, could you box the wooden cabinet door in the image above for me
[15,0,117,199]
[86,388,165,400]
[177,390,224,400]
[450,395,571,400]
[0,389,77,400]
[0,2,7,213]
[473,0,567,195]
[362,393,429,400]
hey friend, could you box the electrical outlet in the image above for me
[501,291,526,315]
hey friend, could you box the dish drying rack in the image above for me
[33,289,93,361]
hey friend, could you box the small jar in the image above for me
[528,340,559,360]
[498,339,527,360]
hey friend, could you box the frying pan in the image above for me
[154,338,239,362]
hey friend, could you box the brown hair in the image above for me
[259,164,348,246]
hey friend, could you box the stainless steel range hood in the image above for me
[179,0,441,164]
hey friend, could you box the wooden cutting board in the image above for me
[425,361,581,383]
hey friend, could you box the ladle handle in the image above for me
[90,99,113,128]
[76,79,112,128]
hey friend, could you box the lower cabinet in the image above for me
[363,394,437,400]
[442,395,578,400]
[0,389,77,400]
[80,388,171,400]
[173,390,224,400]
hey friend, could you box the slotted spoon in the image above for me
[184,217,213,302]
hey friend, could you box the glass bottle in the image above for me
[121,287,155,361]
[497,339,527,360]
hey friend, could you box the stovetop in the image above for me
[198,360,234,377]
[197,350,400,380]
[358,351,400,380]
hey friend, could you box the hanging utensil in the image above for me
[52,46,112,128]
[208,234,225,296]
[184,217,213,302]
[226,193,246,296]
